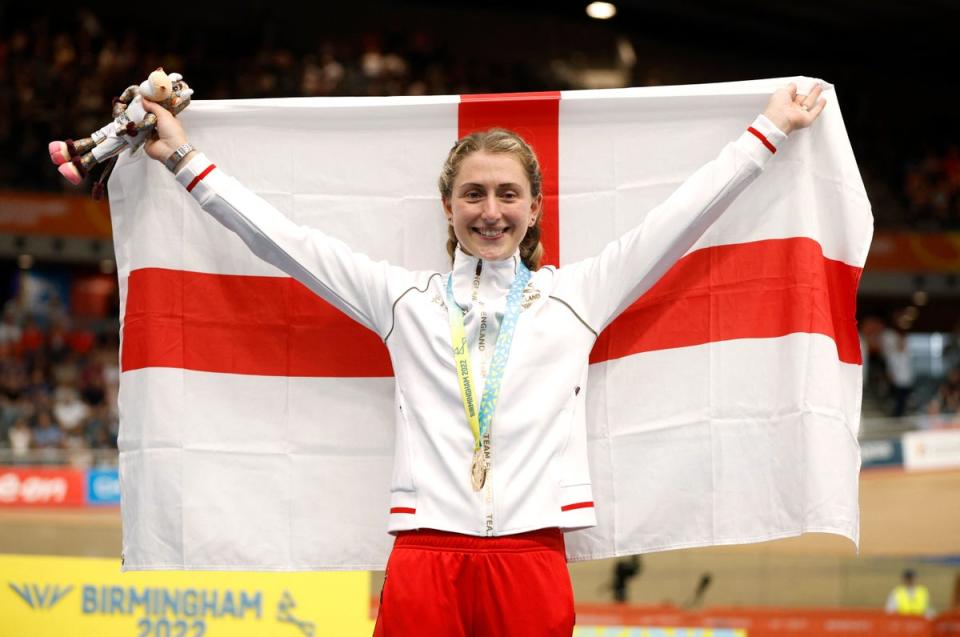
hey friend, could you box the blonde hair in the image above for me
[438,128,544,270]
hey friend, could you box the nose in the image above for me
[480,193,501,222]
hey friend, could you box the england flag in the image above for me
[110,77,870,570]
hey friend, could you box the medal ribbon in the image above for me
[446,259,531,451]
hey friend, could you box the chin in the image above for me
[471,245,514,262]
[460,233,520,262]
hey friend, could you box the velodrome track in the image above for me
[2,468,958,609]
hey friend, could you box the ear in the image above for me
[442,197,454,224]
[529,193,544,227]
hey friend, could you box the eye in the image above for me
[500,191,518,201]
[464,190,483,200]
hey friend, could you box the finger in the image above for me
[142,99,164,122]
[142,99,173,125]
[810,97,827,118]
[802,84,823,106]
[785,82,798,100]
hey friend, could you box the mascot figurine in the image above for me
[48,68,192,195]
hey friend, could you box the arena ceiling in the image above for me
[412,0,956,60]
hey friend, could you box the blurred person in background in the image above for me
[84,402,117,451]
[7,416,31,463]
[31,408,62,464]
[934,367,960,412]
[886,569,934,617]
[611,555,643,603]
[926,366,960,428]
[884,331,914,418]
[0,306,23,353]
[53,382,90,433]
[860,316,889,399]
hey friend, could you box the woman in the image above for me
[141,83,824,636]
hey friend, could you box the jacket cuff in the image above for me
[736,114,788,168]
[558,483,597,531]
[174,152,218,203]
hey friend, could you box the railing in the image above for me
[0,448,119,468]
[1,416,957,469]
[860,415,960,440]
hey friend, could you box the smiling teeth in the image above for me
[479,229,503,237]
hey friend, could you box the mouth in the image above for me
[473,227,508,240]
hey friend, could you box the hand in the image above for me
[141,98,189,162]
[762,82,826,136]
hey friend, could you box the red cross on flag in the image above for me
[111,77,870,570]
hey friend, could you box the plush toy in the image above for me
[48,68,193,194]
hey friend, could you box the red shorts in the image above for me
[372,527,575,637]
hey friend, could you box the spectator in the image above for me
[611,555,643,603]
[0,306,22,353]
[18,317,44,356]
[31,409,62,464]
[926,366,960,429]
[937,367,960,413]
[53,384,89,434]
[884,332,914,418]
[7,416,31,462]
[84,403,116,449]
[886,569,934,617]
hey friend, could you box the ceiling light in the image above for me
[586,2,617,20]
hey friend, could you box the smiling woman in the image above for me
[438,128,546,268]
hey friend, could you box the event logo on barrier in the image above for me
[1,555,374,637]
[9,583,74,610]
[0,467,85,506]
[903,429,960,471]
[860,438,904,470]
[86,468,121,505]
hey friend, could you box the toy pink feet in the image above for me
[49,141,71,165]
[50,140,84,184]
[58,162,83,185]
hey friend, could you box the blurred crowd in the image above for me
[0,8,953,232]
[0,296,119,467]
[862,317,960,425]
[902,147,960,230]
[0,10,559,192]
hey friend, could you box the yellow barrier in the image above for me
[0,554,375,637]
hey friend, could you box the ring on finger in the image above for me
[800,103,809,111]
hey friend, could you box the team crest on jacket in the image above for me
[521,283,541,310]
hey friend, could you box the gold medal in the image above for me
[471,446,487,491]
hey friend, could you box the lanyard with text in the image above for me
[446,259,531,491]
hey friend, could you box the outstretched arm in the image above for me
[139,99,405,337]
[555,83,826,333]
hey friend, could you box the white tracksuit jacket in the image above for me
[174,114,786,538]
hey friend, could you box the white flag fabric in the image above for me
[110,77,871,571]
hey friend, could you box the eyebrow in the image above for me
[459,182,525,191]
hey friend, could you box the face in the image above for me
[443,151,542,262]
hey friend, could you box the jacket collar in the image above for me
[450,246,521,308]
